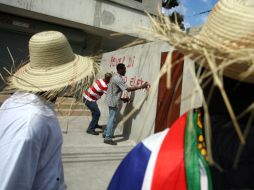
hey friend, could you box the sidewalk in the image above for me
[59,116,136,190]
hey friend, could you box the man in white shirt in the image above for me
[0,31,96,190]
[0,93,64,190]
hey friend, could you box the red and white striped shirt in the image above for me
[84,79,108,101]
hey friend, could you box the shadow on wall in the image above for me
[115,92,146,143]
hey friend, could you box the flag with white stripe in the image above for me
[108,112,212,190]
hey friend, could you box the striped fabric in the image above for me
[84,79,108,101]
[108,112,212,190]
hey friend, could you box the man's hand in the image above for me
[121,98,130,103]
[126,82,150,92]
[141,82,149,89]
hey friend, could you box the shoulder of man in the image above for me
[112,74,123,83]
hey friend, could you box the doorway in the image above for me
[155,50,184,132]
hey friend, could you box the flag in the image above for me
[108,112,212,190]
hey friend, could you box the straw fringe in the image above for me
[147,14,254,83]
[4,58,99,101]
[143,0,254,165]
[6,31,99,97]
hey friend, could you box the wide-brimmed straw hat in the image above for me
[150,0,254,83]
[11,31,97,93]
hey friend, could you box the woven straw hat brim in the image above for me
[12,54,96,92]
[149,0,254,83]
[198,0,254,51]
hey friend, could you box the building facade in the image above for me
[0,0,161,89]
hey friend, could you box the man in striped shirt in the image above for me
[83,73,112,135]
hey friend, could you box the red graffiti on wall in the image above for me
[120,76,147,87]
[126,56,135,68]
[109,55,135,68]
[129,76,144,87]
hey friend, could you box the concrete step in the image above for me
[55,97,84,107]
[55,104,85,109]
[0,95,87,109]
[55,97,90,116]
[62,146,133,163]
[63,146,133,154]
[0,95,83,103]
[56,109,91,116]
[59,115,135,190]
[56,97,80,103]
[0,94,10,105]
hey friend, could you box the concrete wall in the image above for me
[180,58,203,115]
[98,41,171,143]
[108,0,160,15]
[0,0,157,39]
[98,41,203,142]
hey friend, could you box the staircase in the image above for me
[55,97,90,116]
[0,94,90,117]
[0,94,9,105]
[62,145,133,163]
[59,116,136,190]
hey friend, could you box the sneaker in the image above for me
[86,130,99,135]
[104,139,117,145]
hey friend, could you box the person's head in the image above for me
[116,63,126,76]
[104,73,112,83]
[9,31,96,100]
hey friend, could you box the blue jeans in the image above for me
[104,107,118,140]
[84,98,101,132]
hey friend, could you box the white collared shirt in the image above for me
[0,92,64,190]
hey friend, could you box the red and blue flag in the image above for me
[108,112,212,190]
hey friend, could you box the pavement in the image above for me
[59,116,136,190]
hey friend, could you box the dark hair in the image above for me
[116,63,125,71]
[104,72,112,79]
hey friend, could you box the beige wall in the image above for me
[98,41,167,142]
[97,41,202,143]
[180,58,203,115]
[107,0,161,15]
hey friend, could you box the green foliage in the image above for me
[169,11,185,30]
[162,0,185,30]
[162,0,179,9]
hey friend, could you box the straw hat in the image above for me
[11,31,97,93]
[150,0,254,83]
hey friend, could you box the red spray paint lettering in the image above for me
[109,55,135,68]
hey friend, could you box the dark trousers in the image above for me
[84,98,101,132]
